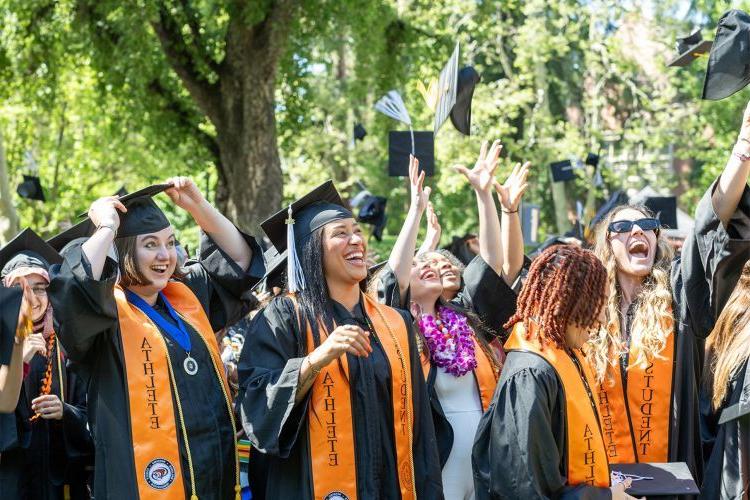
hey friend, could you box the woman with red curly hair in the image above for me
[472,245,635,500]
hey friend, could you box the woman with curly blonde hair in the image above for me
[588,99,750,487]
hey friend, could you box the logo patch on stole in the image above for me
[324,493,350,500]
[145,458,176,489]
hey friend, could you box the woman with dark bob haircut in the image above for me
[472,244,636,500]
[238,181,443,500]
[48,177,264,500]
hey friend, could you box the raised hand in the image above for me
[495,161,531,212]
[453,139,503,194]
[87,196,127,231]
[22,333,46,363]
[419,202,442,253]
[164,176,206,213]
[408,155,431,213]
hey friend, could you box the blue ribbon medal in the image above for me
[125,289,199,375]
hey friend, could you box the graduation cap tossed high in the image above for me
[434,43,460,135]
[644,196,678,229]
[388,131,435,177]
[449,66,481,136]
[375,90,414,154]
[667,28,713,67]
[357,195,387,241]
[549,160,577,183]
[16,175,45,202]
[260,180,353,292]
[0,228,62,278]
[353,123,367,142]
[702,9,750,100]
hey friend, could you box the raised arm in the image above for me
[714,101,750,226]
[387,156,431,300]
[82,196,127,280]
[454,139,504,274]
[164,177,253,271]
[417,202,442,255]
[495,162,531,285]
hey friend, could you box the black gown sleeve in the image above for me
[0,286,22,366]
[179,230,264,331]
[48,242,120,364]
[472,355,610,500]
[679,179,750,339]
[454,256,519,339]
[60,367,93,458]
[237,296,309,457]
[400,309,444,498]
[374,264,409,309]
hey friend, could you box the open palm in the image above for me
[454,140,502,194]
[408,155,431,212]
[495,161,531,212]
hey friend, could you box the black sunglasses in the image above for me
[608,218,661,234]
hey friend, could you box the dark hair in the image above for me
[505,244,607,349]
[115,234,185,288]
[294,227,335,346]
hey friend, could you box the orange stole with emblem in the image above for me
[299,293,417,500]
[505,323,610,488]
[594,317,675,463]
[115,282,232,499]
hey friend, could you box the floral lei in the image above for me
[418,305,477,377]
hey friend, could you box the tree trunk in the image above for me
[0,131,20,244]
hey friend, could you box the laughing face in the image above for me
[132,227,178,295]
[424,252,462,293]
[608,208,658,278]
[322,218,368,286]
[409,258,443,305]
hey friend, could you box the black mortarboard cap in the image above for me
[550,160,576,183]
[450,66,481,136]
[610,462,698,497]
[590,190,629,228]
[357,195,388,242]
[353,123,367,142]
[16,175,45,202]
[668,28,713,67]
[443,234,478,266]
[115,186,128,197]
[702,10,750,100]
[434,43,460,134]
[261,180,352,292]
[585,152,600,167]
[0,228,62,277]
[644,196,677,229]
[75,184,172,239]
[388,131,435,177]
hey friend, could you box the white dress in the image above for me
[434,367,483,500]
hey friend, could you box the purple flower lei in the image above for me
[418,306,477,377]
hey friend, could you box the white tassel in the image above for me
[286,205,306,292]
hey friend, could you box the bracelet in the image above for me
[502,208,519,214]
[305,356,321,376]
[96,223,117,235]
[734,150,750,163]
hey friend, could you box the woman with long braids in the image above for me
[372,144,527,499]
[587,101,750,485]
[0,229,92,499]
[48,179,263,500]
[238,181,443,500]
[472,244,635,500]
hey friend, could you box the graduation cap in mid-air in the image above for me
[667,28,713,67]
[388,131,435,177]
[644,196,678,230]
[702,9,750,100]
[549,160,577,183]
[434,43,460,135]
[0,228,62,278]
[450,66,481,136]
[357,195,388,241]
[261,180,352,292]
[353,123,367,142]
[16,175,45,202]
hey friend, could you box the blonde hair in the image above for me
[588,205,674,383]
[706,262,750,410]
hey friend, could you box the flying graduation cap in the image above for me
[388,131,434,177]
[644,196,678,229]
[353,123,367,142]
[434,43,460,135]
[549,160,577,183]
[375,90,415,156]
[667,28,713,67]
[16,175,45,202]
[703,10,750,100]
[450,66,481,136]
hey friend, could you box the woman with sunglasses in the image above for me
[587,101,750,486]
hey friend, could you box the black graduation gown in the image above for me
[237,294,444,500]
[667,179,750,490]
[376,256,519,467]
[472,350,611,499]
[0,338,93,500]
[0,286,22,369]
[48,233,263,500]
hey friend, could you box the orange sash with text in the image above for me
[115,282,233,499]
[296,293,417,500]
[505,323,610,488]
[594,317,675,463]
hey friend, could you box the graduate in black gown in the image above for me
[0,229,93,499]
[472,245,636,500]
[238,181,443,500]
[48,178,263,500]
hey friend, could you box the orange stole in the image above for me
[299,294,417,500]
[505,323,610,488]
[595,318,675,463]
[115,282,233,499]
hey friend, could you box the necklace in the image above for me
[418,306,477,377]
